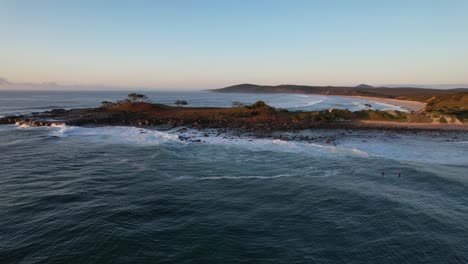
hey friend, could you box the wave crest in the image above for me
[40,125,368,157]
[49,125,180,145]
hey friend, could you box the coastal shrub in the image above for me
[312,109,353,122]
[128,93,148,102]
[407,114,431,123]
[249,101,267,108]
[101,101,114,107]
[117,99,132,104]
[454,110,468,121]
[246,101,278,114]
[354,110,403,121]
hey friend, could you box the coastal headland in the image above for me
[1,88,467,132]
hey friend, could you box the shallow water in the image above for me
[0,91,467,263]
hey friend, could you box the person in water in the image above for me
[382,172,385,176]
[398,172,401,177]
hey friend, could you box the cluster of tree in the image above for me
[175,100,188,106]
[100,94,192,108]
[101,93,149,107]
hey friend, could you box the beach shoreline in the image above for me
[357,120,468,131]
[341,95,426,112]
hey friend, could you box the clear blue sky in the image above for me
[1,0,467,89]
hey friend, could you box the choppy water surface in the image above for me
[0,91,467,263]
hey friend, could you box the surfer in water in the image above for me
[381,171,385,176]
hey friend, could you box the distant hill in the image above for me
[356,84,374,89]
[212,83,468,102]
[0,77,10,85]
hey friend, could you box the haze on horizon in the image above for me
[1,0,468,90]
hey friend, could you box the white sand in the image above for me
[359,120,468,131]
[344,96,426,112]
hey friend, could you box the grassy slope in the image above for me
[213,84,468,121]
[424,93,468,119]
[213,84,467,101]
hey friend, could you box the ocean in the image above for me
[0,90,467,263]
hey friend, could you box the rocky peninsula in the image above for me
[1,94,467,133]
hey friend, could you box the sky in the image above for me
[1,0,468,89]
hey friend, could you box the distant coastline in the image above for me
[211,83,468,122]
[210,83,468,101]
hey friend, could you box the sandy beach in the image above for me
[344,96,426,112]
[359,120,468,131]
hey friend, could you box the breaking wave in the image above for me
[188,132,368,157]
[197,174,293,180]
[49,125,180,145]
[15,122,30,129]
[39,125,369,157]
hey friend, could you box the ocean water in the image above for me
[0,90,406,116]
[0,91,467,263]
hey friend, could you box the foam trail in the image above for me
[41,124,370,157]
[49,125,181,145]
[175,128,368,157]
[15,122,30,129]
[50,123,66,128]
[197,174,293,180]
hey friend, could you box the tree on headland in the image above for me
[128,93,148,102]
[175,100,188,107]
[232,101,244,107]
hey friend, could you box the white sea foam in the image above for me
[349,99,406,112]
[15,122,30,129]
[49,125,180,145]
[50,123,66,128]
[303,99,324,107]
[11,122,466,164]
[43,125,369,157]
[198,174,293,180]
[174,128,369,157]
[181,169,340,181]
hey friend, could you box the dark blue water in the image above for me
[0,91,467,263]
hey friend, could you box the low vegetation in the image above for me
[93,93,466,128]
[424,93,468,120]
